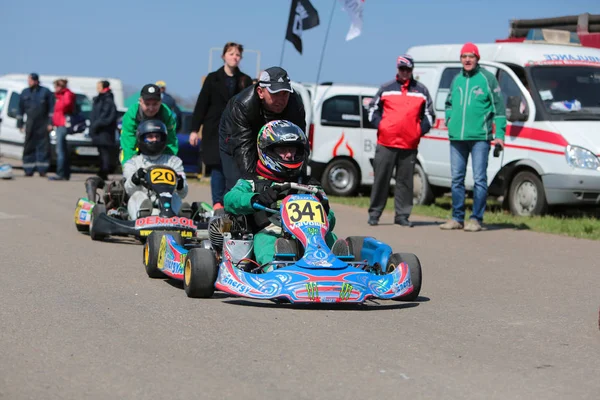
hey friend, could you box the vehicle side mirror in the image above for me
[7,108,18,119]
[506,96,528,122]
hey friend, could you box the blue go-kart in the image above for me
[142,183,422,304]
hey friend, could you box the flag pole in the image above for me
[311,0,337,116]
[280,0,294,66]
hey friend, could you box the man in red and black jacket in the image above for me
[367,55,434,227]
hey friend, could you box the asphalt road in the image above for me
[1,173,599,400]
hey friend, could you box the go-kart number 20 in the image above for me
[286,200,325,224]
[150,169,176,185]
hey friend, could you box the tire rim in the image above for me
[514,180,538,215]
[329,167,353,191]
[184,259,191,286]
[157,237,166,270]
[413,171,424,204]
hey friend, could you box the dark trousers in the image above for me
[97,146,113,179]
[208,164,226,205]
[219,139,242,192]
[368,145,417,220]
[22,124,50,175]
[55,126,70,179]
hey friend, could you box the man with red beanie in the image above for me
[441,42,506,232]
[367,54,434,227]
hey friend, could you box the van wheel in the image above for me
[413,164,435,205]
[508,171,548,216]
[322,159,359,196]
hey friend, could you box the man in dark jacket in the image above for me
[89,80,118,180]
[218,66,306,191]
[367,55,434,227]
[189,62,252,210]
[17,73,54,177]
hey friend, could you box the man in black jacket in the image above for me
[89,80,118,180]
[218,66,306,191]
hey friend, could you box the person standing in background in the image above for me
[49,79,76,181]
[89,80,118,180]
[189,42,252,213]
[17,73,54,177]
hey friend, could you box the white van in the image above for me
[0,78,105,167]
[407,39,600,215]
[291,82,380,196]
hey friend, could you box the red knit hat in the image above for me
[460,42,480,59]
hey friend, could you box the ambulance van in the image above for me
[407,37,600,215]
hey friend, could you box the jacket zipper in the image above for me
[461,75,470,140]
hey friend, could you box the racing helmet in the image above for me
[136,119,168,156]
[257,120,309,180]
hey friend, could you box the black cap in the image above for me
[258,67,293,93]
[30,73,40,81]
[140,83,161,101]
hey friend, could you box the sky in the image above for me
[2,0,599,100]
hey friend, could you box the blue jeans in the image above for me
[209,165,226,205]
[450,140,490,223]
[55,126,70,179]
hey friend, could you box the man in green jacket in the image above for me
[441,42,506,232]
[120,83,178,164]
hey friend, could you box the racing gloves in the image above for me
[177,174,185,191]
[131,168,146,186]
[315,190,330,215]
[252,187,279,207]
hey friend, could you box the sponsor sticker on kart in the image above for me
[135,216,195,228]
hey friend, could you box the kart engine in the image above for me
[208,215,252,250]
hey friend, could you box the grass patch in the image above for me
[329,194,600,241]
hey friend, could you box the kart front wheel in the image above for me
[183,248,218,298]
[387,252,422,301]
[89,204,107,241]
[144,232,182,278]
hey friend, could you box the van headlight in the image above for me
[565,145,600,170]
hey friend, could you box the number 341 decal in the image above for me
[286,200,326,224]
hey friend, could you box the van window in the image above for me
[75,94,93,120]
[321,95,361,128]
[361,95,375,129]
[7,92,20,118]
[0,90,7,113]
[498,70,528,114]
[435,68,461,111]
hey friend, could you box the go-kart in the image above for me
[143,182,422,304]
[73,165,213,243]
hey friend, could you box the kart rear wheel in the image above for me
[144,232,182,278]
[387,252,422,301]
[346,236,373,262]
[183,248,218,298]
[75,223,89,233]
[89,204,107,241]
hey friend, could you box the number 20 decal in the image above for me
[150,169,176,185]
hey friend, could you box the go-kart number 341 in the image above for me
[286,200,326,224]
[150,169,176,185]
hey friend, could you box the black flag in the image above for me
[285,0,320,54]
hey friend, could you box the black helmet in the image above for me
[257,120,309,180]
[136,120,167,156]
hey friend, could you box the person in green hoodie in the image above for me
[119,83,178,165]
[441,42,506,232]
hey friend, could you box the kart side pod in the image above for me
[360,238,393,272]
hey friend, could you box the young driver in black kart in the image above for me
[123,120,188,220]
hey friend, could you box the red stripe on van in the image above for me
[430,119,569,147]
[420,136,566,155]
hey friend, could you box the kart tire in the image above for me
[183,248,218,298]
[387,252,422,301]
[346,236,373,262]
[144,232,182,279]
[89,204,107,241]
[75,223,89,233]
